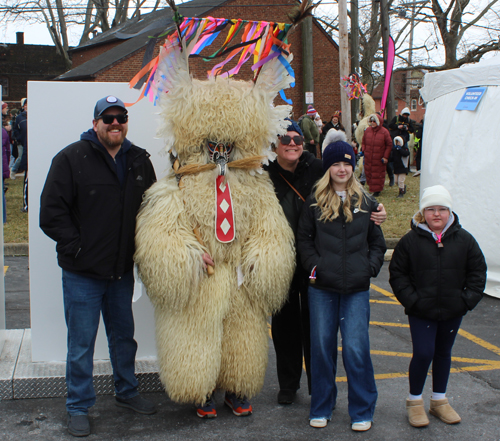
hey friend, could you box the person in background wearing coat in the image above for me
[298,137,386,432]
[265,122,387,406]
[361,114,392,196]
[12,98,28,212]
[2,118,10,223]
[300,107,320,158]
[389,185,486,428]
[320,111,345,147]
[392,136,410,198]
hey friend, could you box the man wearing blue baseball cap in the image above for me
[40,96,157,437]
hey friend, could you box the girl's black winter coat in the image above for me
[389,213,487,321]
[298,193,386,294]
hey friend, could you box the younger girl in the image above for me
[392,136,409,198]
[298,137,386,432]
[389,185,486,428]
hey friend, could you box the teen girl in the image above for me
[297,136,386,432]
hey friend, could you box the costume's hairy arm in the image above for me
[240,177,296,314]
[134,177,205,311]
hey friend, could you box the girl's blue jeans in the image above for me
[308,286,377,423]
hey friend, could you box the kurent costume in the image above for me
[132,9,303,409]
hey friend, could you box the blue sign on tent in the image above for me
[456,87,486,111]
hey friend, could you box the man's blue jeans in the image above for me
[308,286,377,423]
[62,270,139,415]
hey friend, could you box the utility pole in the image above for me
[302,16,314,115]
[350,0,360,125]
[380,0,394,120]
[406,2,416,107]
[338,0,351,142]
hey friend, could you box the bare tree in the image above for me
[0,0,164,66]
[317,0,500,83]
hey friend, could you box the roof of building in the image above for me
[57,0,228,80]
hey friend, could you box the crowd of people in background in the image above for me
[1,98,29,223]
[296,104,424,200]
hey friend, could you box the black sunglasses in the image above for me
[99,114,128,124]
[280,135,304,145]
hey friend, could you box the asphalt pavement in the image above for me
[1,256,499,440]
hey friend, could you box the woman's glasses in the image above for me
[280,135,304,145]
[99,114,128,124]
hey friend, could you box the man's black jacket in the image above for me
[40,139,156,279]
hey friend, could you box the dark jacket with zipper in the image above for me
[298,193,386,294]
[389,214,487,321]
[265,151,323,288]
[40,134,156,280]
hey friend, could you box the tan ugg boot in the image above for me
[406,399,430,427]
[429,398,461,424]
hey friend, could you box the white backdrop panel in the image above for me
[421,85,500,298]
[28,81,169,361]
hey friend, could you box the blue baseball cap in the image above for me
[94,96,127,119]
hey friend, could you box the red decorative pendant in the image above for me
[215,175,235,243]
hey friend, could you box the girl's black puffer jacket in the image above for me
[389,213,487,321]
[298,193,386,294]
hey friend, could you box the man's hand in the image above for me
[381,157,388,164]
[309,139,315,145]
[370,203,387,225]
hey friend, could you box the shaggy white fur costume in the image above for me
[354,93,376,146]
[134,41,296,405]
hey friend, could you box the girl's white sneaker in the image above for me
[352,421,372,431]
[310,418,328,428]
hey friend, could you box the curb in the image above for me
[4,243,29,256]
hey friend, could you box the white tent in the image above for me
[419,56,500,298]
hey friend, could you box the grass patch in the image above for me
[376,172,420,239]
[1,168,421,244]
[4,174,29,243]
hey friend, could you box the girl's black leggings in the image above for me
[408,315,463,395]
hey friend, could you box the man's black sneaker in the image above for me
[67,414,90,437]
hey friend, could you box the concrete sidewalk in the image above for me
[1,257,499,440]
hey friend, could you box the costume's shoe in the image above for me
[310,418,328,428]
[413,171,421,177]
[397,188,405,198]
[351,421,372,431]
[389,176,395,186]
[429,398,461,424]
[372,191,381,197]
[224,392,252,416]
[277,389,296,405]
[406,399,429,427]
[67,414,90,437]
[115,394,157,415]
[196,397,217,419]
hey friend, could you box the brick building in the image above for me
[57,0,340,120]
[372,70,426,123]
[0,32,68,109]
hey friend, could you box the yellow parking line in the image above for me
[370,283,398,301]
[458,329,500,357]
[4,266,7,275]
[370,321,409,328]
